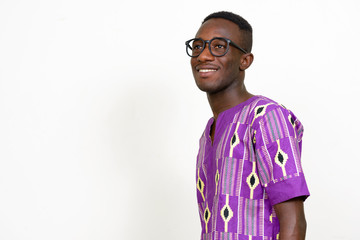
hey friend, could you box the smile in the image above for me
[198,69,217,73]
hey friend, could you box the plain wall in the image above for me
[0,0,359,239]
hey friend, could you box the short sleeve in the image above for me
[252,104,310,206]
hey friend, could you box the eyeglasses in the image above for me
[185,37,247,57]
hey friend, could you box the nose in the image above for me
[197,43,214,62]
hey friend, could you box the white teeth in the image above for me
[199,69,217,72]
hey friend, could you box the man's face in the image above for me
[191,18,244,94]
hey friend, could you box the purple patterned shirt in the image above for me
[196,96,309,240]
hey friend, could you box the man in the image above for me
[186,11,310,240]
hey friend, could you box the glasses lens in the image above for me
[210,38,229,56]
[187,39,204,57]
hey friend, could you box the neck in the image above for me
[207,84,254,120]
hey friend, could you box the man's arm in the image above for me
[273,197,307,240]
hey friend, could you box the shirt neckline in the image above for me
[205,95,260,145]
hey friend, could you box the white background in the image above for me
[0,0,359,239]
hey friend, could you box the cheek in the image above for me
[190,58,197,68]
[224,59,240,74]
[190,59,198,75]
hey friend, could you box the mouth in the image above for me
[198,69,217,73]
[195,64,219,74]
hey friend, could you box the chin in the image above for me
[195,79,210,92]
[195,82,220,94]
[194,76,220,92]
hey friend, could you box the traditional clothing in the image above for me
[196,95,310,240]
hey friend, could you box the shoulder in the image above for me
[228,96,293,127]
[250,96,304,144]
[249,96,301,126]
[250,96,284,118]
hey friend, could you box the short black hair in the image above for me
[203,11,253,52]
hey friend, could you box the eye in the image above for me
[192,40,203,50]
[214,44,226,49]
[211,38,228,51]
[193,44,203,50]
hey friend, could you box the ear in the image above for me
[239,53,254,71]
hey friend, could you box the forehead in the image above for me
[195,18,241,41]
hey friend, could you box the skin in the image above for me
[191,18,307,240]
[274,197,307,240]
[191,18,254,121]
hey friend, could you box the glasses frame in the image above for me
[185,37,248,57]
